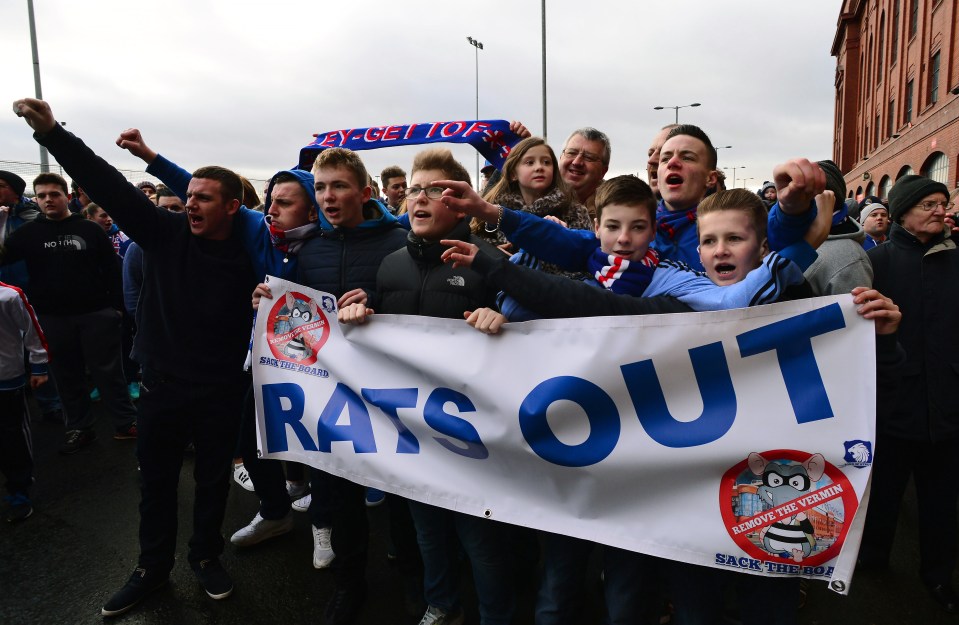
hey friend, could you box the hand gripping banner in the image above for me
[297,120,523,171]
[251,277,876,594]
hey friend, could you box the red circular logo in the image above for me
[719,449,857,569]
[265,291,331,366]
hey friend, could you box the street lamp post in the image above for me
[723,166,745,188]
[541,0,547,139]
[714,145,732,150]
[740,177,755,189]
[653,102,701,124]
[27,0,49,172]
[467,36,484,190]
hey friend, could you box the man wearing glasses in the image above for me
[860,174,959,613]
[558,127,610,220]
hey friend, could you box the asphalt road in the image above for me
[1,397,955,625]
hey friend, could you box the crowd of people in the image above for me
[1,94,957,624]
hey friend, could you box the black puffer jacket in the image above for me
[374,220,499,317]
[295,200,407,298]
[868,223,959,442]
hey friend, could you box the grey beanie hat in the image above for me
[859,202,886,224]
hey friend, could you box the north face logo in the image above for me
[447,276,465,287]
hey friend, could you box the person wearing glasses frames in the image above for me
[860,174,959,613]
[340,147,515,625]
[558,127,611,219]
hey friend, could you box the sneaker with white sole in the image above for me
[312,525,335,568]
[230,512,294,546]
[232,463,254,492]
[101,567,168,616]
[292,493,311,512]
[286,480,308,500]
[418,605,464,625]
[193,558,233,600]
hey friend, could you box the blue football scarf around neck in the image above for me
[832,200,849,226]
[588,247,659,296]
[297,120,522,172]
[657,202,697,240]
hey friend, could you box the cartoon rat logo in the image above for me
[748,452,825,563]
[274,293,319,361]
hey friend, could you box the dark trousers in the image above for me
[666,560,799,625]
[238,385,291,520]
[0,388,33,496]
[318,471,368,588]
[135,368,246,573]
[860,433,959,586]
[536,533,658,625]
[120,312,138,384]
[409,501,515,624]
[39,308,136,432]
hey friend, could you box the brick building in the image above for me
[831,0,958,200]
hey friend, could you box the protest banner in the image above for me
[251,276,876,594]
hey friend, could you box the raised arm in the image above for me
[116,128,190,201]
[14,98,173,249]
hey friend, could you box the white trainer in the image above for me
[418,605,464,625]
[287,480,309,500]
[232,463,255,492]
[312,525,335,568]
[292,493,311,512]
[230,512,293,546]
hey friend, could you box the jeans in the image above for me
[537,533,658,625]
[408,501,514,624]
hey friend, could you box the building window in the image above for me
[887,100,895,137]
[878,14,885,79]
[897,164,915,180]
[909,0,918,38]
[923,152,949,185]
[905,80,914,122]
[891,0,899,64]
[929,51,940,105]
[879,175,893,199]
[866,125,871,152]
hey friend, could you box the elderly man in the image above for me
[860,174,959,613]
[558,127,610,219]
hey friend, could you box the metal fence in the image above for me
[1,159,268,199]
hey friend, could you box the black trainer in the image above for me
[59,429,96,455]
[193,558,233,600]
[101,567,168,617]
[324,582,366,625]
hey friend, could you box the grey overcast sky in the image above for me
[1,1,840,190]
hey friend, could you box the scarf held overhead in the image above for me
[298,120,523,172]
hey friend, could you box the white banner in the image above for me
[252,276,876,594]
